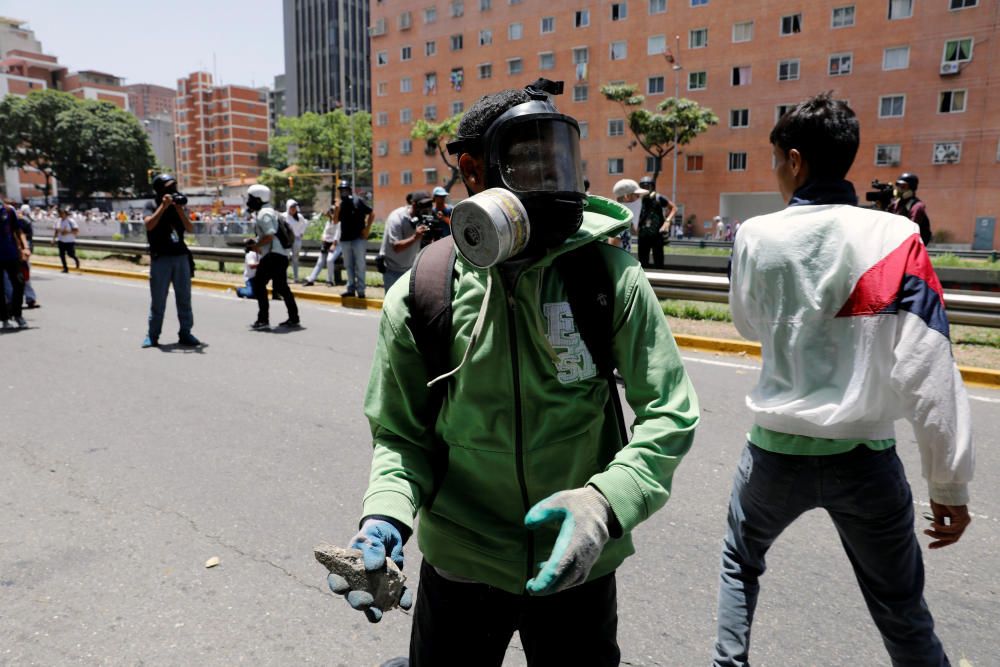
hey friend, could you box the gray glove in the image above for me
[524,486,612,595]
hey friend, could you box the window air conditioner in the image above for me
[940,62,960,75]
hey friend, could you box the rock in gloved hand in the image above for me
[314,544,407,613]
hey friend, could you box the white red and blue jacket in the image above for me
[730,180,974,505]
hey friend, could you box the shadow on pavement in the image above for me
[248,326,306,335]
[156,342,209,354]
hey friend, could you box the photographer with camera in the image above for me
[379,191,433,292]
[888,172,932,245]
[142,174,200,348]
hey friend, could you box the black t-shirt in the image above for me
[144,200,188,256]
[338,196,373,242]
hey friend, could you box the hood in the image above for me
[538,195,631,266]
[285,199,298,213]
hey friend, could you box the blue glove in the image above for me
[524,486,612,595]
[326,518,413,623]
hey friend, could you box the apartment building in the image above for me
[63,70,129,109]
[127,83,175,119]
[370,0,998,244]
[174,72,270,191]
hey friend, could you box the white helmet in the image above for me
[247,183,271,203]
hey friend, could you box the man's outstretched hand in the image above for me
[326,519,413,622]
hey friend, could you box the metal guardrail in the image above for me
[667,238,1000,262]
[35,239,1000,328]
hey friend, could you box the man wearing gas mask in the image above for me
[142,174,199,348]
[324,80,699,666]
[887,172,932,245]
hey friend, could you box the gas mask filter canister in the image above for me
[450,188,531,268]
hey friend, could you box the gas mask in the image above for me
[447,80,587,268]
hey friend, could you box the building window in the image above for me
[371,18,387,35]
[649,0,667,14]
[647,34,667,55]
[424,105,438,121]
[573,84,589,102]
[507,58,523,74]
[479,29,492,46]
[879,94,905,118]
[399,11,412,29]
[686,154,704,171]
[451,100,464,115]
[377,82,388,96]
[539,52,555,70]
[611,3,628,20]
[424,7,437,23]
[732,21,753,42]
[608,119,625,136]
[875,144,901,166]
[480,0,492,9]
[688,71,707,90]
[451,1,464,18]
[731,66,751,86]
[424,168,439,185]
[883,46,909,70]
[508,22,523,40]
[400,108,412,123]
[608,158,625,174]
[950,0,978,8]
[478,63,493,79]
[401,46,412,61]
[648,76,665,94]
[943,38,974,64]
[728,152,747,171]
[776,103,795,120]
[641,156,657,173]
[579,121,589,139]
[451,34,463,50]
[689,28,708,48]
[425,40,437,56]
[573,47,589,64]
[730,109,749,128]
[509,0,522,4]
[933,142,961,164]
[829,53,852,76]
[376,112,389,126]
[402,170,413,185]
[376,51,388,66]
[377,141,389,157]
[378,172,390,187]
[610,41,627,60]
[832,5,855,27]
[939,90,967,113]
[780,13,802,35]
[888,0,913,19]
[691,0,708,5]
[400,139,413,155]
[541,16,555,33]
[575,10,590,27]
[424,72,437,93]
[778,59,800,81]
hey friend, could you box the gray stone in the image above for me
[313,545,406,611]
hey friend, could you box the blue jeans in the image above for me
[147,254,193,339]
[236,278,254,299]
[3,263,34,305]
[342,238,367,296]
[714,443,947,667]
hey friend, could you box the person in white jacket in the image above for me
[714,93,974,667]
[284,199,308,283]
[302,206,341,287]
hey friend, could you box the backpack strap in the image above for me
[553,242,630,447]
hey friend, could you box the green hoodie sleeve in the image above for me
[587,258,700,534]
[360,302,436,531]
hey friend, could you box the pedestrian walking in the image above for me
[714,93,974,666]
[53,208,80,272]
[247,184,300,329]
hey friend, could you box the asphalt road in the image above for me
[3,268,998,666]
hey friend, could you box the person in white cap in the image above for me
[611,178,648,254]
[284,199,308,282]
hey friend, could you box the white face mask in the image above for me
[623,199,643,221]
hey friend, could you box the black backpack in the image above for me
[274,211,295,249]
[408,236,629,446]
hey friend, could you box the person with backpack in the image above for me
[247,183,300,329]
[322,80,700,666]
[633,176,676,269]
[333,180,374,299]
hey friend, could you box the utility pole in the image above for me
[670,35,682,207]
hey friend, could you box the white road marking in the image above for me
[914,499,993,523]
[681,355,760,371]
[968,394,1000,404]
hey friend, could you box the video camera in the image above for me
[864,180,894,210]
[413,204,448,247]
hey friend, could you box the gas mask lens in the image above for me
[497,120,584,194]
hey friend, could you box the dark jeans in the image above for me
[147,254,193,339]
[714,443,947,667]
[252,253,298,323]
[0,259,24,319]
[637,233,664,268]
[57,241,79,270]
[410,559,620,667]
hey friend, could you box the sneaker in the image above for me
[325,281,335,287]
[141,336,158,348]
[340,290,356,298]
[1,319,11,330]
[61,269,69,274]
[14,316,27,328]
[178,333,201,346]
[251,320,270,330]
[279,318,301,328]
[302,280,315,287]
[357,292,366,300]
[25,300,39,309]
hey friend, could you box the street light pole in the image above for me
[670,34,682,207]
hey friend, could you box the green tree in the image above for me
[269,109,372,186]
[0,89,77,204]
[410,113,463,192]
[257,167,318,210]
[600,83,718,191]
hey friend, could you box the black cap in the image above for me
[410,190,432,206]
[639,176,655,187]
[152,173,176,194]
[337,179,351,190]
[896,172,919,191]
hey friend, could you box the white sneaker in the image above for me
[1,319,11,330]
[14,316,27,328]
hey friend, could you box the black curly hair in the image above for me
[454,88,532,156]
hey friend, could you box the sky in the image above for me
[1,0,284,89]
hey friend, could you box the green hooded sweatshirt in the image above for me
[362,196,700,594]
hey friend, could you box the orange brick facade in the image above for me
[370,0,999,244]
[174,72,270,191]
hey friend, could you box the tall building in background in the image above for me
[282,0,371,115]
[269,73,286,137]
[127,83,177,172]
[370,0,999,244]
[174,72,270,191]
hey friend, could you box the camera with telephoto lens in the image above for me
[864,180,893,209]
[169,193,188,206]
[413,206,447,247]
